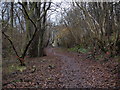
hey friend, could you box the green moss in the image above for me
[68,45,89,53]
[8,65,26,73]
[116,56,120,62]
[95,55,103,60]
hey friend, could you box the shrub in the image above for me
[68,45,89,53]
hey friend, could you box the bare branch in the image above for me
[2,31,19,57]
[1,24,20,58]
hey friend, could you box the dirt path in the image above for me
[45,48,117,88]
[3,47,118,88]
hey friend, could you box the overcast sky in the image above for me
[49,1,71,24]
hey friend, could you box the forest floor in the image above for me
[2,47,119,89]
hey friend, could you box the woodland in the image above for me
[1,1,120,89]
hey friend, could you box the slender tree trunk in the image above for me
[10,2,14,37]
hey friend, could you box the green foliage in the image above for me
[115,56,120,62]
[95,55,104,61]
[68,45,89,53]
[9,65,26,72]
[13,79,21,82]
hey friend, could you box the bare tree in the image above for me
[2,1,51,66]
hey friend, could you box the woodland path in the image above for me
[3,47,117,88]
[44,47,116,88]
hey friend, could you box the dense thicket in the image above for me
[54,2,120,56]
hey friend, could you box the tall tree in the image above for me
[10,2,14,37]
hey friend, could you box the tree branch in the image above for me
[18,2,51,58]
[37,2,52,21]
[18,2,38,58]
[2,31,19,57]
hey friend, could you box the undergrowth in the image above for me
[68,45,89,53]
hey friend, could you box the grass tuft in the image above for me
[68,45,89,53]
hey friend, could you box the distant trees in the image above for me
[56,2,120,56]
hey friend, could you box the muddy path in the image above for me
[44,47,117,88]
[3,47,118,88]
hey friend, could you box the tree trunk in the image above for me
[10,2,14,37]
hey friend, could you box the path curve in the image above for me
[44,47,116,88]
